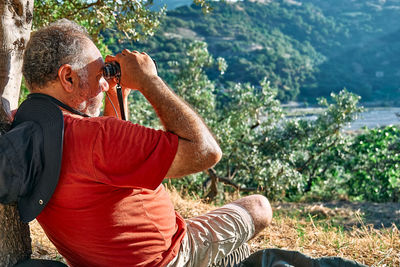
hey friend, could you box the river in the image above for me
[346,107,400,130]
[285,107,400,131]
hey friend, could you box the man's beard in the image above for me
[86,93,103,117]
[76,76,103,117]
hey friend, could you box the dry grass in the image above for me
[30,188,400,266]
[30,220,65,262]
[251,211,399,266]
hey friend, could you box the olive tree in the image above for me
[133,41,362,203]
[0,1,34,264]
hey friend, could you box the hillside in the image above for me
[104,0,400,102]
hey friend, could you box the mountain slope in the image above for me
[106,0,400,102]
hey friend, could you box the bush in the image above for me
[344,126,400,201]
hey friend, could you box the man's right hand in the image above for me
[106,49,158,91]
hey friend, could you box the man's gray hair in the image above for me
[23,19,92,89]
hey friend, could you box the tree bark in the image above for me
[0,0,34,266]
[0,204,31,266]
[0,0,33,111]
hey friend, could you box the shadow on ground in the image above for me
[273,201,400,229]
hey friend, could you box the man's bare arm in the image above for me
[111,50,222,178]
[103,86,130,119]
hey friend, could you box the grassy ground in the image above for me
[30,188,400,266]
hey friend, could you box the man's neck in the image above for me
[30,84,89,117]
[31,83,76,108]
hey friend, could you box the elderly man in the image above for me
[22,19,272,266]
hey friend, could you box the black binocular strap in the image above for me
[116,86,126,121]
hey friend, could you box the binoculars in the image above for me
[103,59,157,81]
[103,62,120,80]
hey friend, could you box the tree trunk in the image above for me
[0,0,34,266]
[0,204,31,266]
[0,0,33,110]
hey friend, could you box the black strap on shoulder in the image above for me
[28,93,90,117]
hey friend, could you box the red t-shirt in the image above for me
[37,114,186,267]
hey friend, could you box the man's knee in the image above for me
[232,194,272,237]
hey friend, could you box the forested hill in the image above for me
[105,0,400,102]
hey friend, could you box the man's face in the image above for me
[75,40,109,116]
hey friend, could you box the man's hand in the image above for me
[106,49,157,91]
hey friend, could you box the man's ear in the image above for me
[58,64,75,93]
